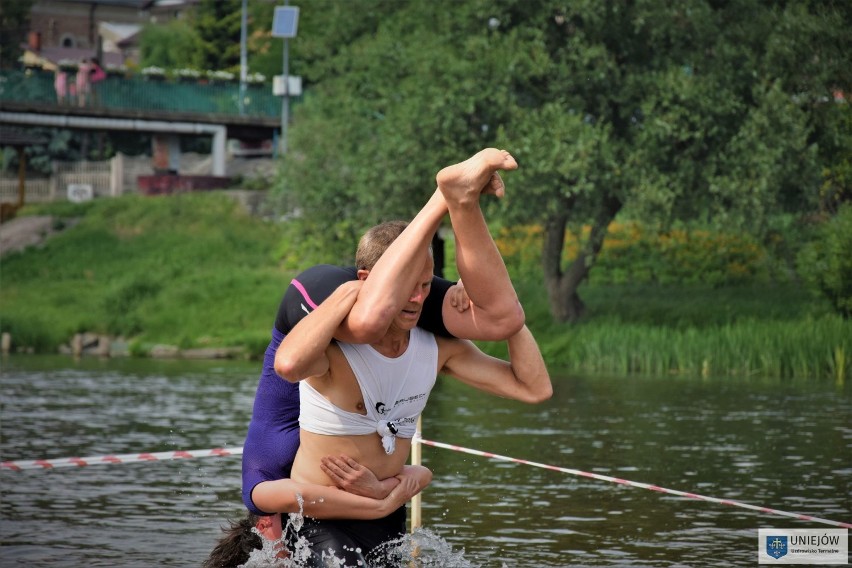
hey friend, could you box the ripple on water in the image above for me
[2,360,850,567]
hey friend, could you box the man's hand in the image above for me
[320,454,398,500]
[447,280,471,313]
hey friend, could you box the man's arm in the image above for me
[278,150,524,346]
[438,326,553,404]
[250,465,431,520]
[345,190,448,342]
[346,149,525,344]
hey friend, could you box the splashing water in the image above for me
[399,528,480,568]
[238,526,288,568]
[238,493,475,567]
[238,523,475,567]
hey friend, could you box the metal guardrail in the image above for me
[0,69,283,119]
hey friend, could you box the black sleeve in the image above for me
[274,265,357,334]
[273,266,457,338]
[420,276,455,338]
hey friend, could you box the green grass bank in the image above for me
[1,193,848,381]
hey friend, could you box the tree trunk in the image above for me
[542,195,623,322]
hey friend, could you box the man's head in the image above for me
[356,220,407,271]
[355,220,434,331]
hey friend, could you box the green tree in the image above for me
[138,1,276,77]
[0,0,33,69]
[139,19,199,70]
[496,1,849,320]
[192,0,243,73]
[277,0,851,322]
[797,203,852,318]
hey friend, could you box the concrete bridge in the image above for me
[0,69,286,176]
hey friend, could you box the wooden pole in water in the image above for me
[410,414,422,532]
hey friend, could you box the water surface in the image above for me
[1,355,849,566]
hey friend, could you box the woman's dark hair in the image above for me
[202,513,262,568]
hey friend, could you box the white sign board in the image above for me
[67,183,93,202]
[273,75,302,96]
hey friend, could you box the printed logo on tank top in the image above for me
[375,392,428,421]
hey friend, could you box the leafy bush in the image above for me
[495,220,770,286]
[797,204,852,318]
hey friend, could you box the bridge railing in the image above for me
[0,69,283,119]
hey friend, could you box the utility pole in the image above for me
[271,3,299,155]
[239,0,248,115]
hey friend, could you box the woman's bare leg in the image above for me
[436,148,524,340]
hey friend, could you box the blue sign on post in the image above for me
[272,6,300,38]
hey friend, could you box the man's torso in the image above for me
[292,327,443,484]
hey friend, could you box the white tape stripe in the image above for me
[1,447,243,471]
[414,437,852,530]
[5,439,849,530]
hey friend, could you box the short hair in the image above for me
[355,220,408,271]
[202,513,262,568]
[355,220,433,272]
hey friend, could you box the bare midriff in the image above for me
[291,430,412,485]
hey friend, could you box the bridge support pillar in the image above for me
[152,134,181,174]
[211,127,226,177]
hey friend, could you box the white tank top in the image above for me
[299,326,438,454]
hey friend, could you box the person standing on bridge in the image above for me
[53,67,68,104]
[88,57,106,106]
[75,59,92,107]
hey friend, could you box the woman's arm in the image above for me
[320,455,432,500]
[274,280,363,381]
[250,465,431,520]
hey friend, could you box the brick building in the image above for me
[26,0,197,67]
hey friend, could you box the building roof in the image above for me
[99,22,142,47]
[21,46,125,70]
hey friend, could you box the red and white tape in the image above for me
[0,447,243,471]
[415,437,852,530]
[3,439,849,530]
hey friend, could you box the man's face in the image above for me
[393,253,434,331]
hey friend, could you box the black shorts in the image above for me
[286,505,407,567]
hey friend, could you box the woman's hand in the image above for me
[447,280,471,313]
[320,454,398,499]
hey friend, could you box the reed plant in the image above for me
[528,315,850,381]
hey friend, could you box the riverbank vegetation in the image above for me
[1,194,848,382]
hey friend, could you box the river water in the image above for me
[1,355,849,567]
